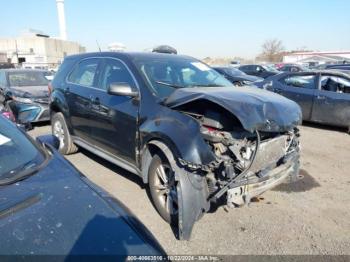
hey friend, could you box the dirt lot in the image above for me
[29,123,350,255]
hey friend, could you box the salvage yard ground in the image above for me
[29,124,350,255]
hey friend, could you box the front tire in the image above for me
[51,112,78,155]
[148,153,178,224]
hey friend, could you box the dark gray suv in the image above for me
[50,52,302,240]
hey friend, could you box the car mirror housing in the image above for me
[108,83,139,98]
[36,135,60,150]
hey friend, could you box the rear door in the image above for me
[87,57,139,165]
[66,58,102,143]
[311,73,350,127]
[275,73,317,120]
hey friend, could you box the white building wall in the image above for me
[283,51,350,63]
[0,35,85,68]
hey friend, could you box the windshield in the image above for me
[223,67,246,76]
[0,116,45,183]
[133,56,233,99]
[262,65,279,73]
[8,71,49,87]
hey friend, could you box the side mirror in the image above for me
[36,135,60,150]
[107,82,138,98]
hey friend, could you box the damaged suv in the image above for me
[50,52,302,240]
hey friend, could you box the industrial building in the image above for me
[283,51,350,66]
[0,30,85,70]
[0,0,85,70]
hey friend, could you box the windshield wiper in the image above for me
[154,81,185,89]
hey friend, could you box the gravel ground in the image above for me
[29,123,350,255]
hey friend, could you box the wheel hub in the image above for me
[154,163,178,216]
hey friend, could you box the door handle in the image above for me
[317,95,325,100]
[64,87,70,94]
[89,95,100,105]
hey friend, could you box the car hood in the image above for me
[10,86,49,98]
[0,150,164,256]
[164,86,302,132]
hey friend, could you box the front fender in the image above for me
[50,90,72,130]
[140,108,216,165]
[147,140,209,240]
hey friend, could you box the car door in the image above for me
[311,73,350,127]
[66,58,102,143]
[87,57,139,165]
[275,73,317,120]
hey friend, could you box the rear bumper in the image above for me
[227,151,300,206]
[8,101,50,123]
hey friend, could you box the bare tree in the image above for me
[259,39,285,62]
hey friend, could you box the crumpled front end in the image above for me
[166,93,301,239]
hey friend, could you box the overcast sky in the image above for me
[1,0,350,59]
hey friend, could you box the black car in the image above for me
[213,66,263,86]
[238,64,280,79]
[50,52,301,240]
[0,69,51,124]
[259,71,350,131]
[0,115,164,258]
[279,64,306,73]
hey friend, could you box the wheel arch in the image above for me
[141,138,179,184]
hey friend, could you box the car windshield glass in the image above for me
[133,56,233,99]
[262,65,279,73]
[223,68,246,76]
[8,71,49,87]
[0,116,45,182]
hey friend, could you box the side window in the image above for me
[320,75,350,93]
[68,58,99,87]
[281,74,316,89]
[100,59,136,91]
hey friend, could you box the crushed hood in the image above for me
[165,86,302,132]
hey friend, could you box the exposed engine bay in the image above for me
[176,101,300,207]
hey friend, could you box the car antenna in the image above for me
[96,40,101,52]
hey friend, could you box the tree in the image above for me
[259,39,285,62]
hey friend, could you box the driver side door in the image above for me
[311,74,350,127]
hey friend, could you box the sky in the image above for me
[1,0,350,59]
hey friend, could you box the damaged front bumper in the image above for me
[176,129,300,240]
[8,100,50,123]
[226,151,299,207]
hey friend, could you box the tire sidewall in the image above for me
[51,112,71,155]
[148,154,173,224]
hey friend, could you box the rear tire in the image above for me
[148,153,178,224]
[51,112,78,155]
